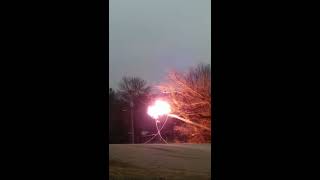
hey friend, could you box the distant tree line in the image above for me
[109,77,156,143]
[109,63,211,144]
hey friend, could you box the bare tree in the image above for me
[117,77,151,103]
[158,64,211,143]
[117,77,151,143]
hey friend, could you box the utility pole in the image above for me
[130,97,134,144]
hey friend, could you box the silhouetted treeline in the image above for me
[109,63,211,144]
[109,77,175,144]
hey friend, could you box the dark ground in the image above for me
[109,144,211,180]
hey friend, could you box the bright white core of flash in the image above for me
[147,100,171,119]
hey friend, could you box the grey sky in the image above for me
[109,0,211,90]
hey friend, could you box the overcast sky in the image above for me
[109,0,211,90]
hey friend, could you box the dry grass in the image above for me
[109,144,211,180]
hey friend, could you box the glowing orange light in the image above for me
[147,100,171,119]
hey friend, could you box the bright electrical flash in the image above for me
[147,100,171,119]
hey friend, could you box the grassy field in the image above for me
[109,144,211,180]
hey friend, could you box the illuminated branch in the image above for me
[157,64,211,143]
[168,114,211,131]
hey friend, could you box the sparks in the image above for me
[147,100,171,119]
